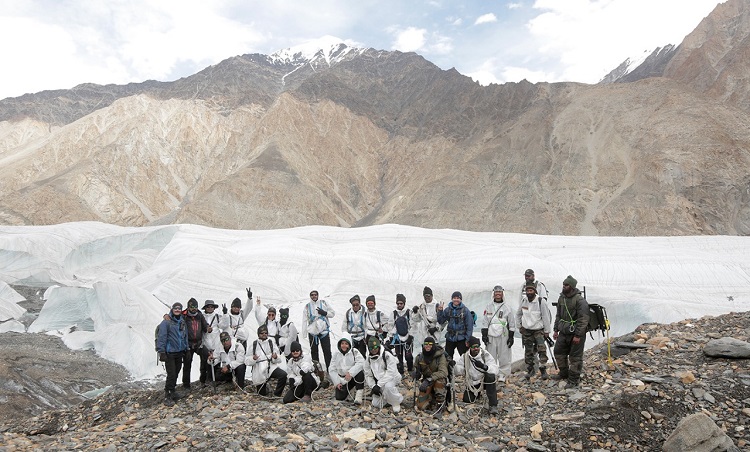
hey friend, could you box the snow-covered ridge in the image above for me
[267,35,366,67]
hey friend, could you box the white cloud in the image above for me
[508,2,524,9]
[474,13,498,25]
[391,27,428,52]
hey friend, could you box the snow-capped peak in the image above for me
[268,35,365,67]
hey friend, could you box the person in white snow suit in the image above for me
[363,295,390,345]
[277,307,299,359]
[302,290,335,372]
[252,296,298,358]
[387,293,414,375]
[209,331,247,390]
[516,283,553,381]
[437,291,473,360]
[283,341,320,403]
[412,286,444,346]
[219,288,253,350]
[454,336,499,415]
[200,299,222,387]
[342,295,367,357]
[481,285,516,381]
[364,336,403,413]
[246,325,288,396]
[329,337,366,404]
[156,302,190,406]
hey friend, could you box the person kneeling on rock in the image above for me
[329,337,366,404]
[283,341,320,403]
[413,336,449,416]
[247,325,287,397]
[363,336,403,413]
[454,336,499,415]
[209,331,247,390]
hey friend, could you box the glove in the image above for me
[473,359,488,372]
[159,352,167,362]
[316,308,328,316]
[411,369,421,380]
[427,326,438,336]
[222,304,228,314]
[507,334,515,348]
[246,287,252,299]
[412,305,419,314]
[288,378,296,387]
[406,335,414,345]
[371,384,381,396]
[419,378,432,392]
[481,328,489,345]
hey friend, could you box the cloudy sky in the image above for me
[0,0,724,101]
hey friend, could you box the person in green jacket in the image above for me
[552,275,589,386]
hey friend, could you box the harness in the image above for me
[307,301,330,341]
[447,305,467,336]
[346,308,365,337]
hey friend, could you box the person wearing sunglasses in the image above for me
[412,286,443,345]
[412,336,449,416]
[363,336,403,413]
[454,336,499,415]
[208,331,247,391]
[156,302,190,406]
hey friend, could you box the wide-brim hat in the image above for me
[202,299,219,310]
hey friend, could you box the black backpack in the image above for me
[393,310,410,337]
[580,287,609,337]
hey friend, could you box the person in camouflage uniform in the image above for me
[516,283,552,381]
[552,275,589,386]
[412,336,449,414]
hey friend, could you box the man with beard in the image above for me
[516,283,552,381]
[156,302,189,406]
[481,285,516,382]
[284,341,320,403]
[412,336,449,416]
[363,336,403,413]
[209,331,247,391]
[552,275,589,386]
[342,295,367,357]
[454,336,499,415]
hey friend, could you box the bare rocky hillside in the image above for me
[0,0,749,235]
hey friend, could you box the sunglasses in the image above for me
[221,337,231,342]
[423,341,434,346]
[470,344,481,349]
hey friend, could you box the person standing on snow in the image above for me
[552,275,589,387]
[516,283,552,381]
[437,291,473,360]
[412,287,443,345]
[157,302,190,406]
[329,337,366,404]
[481,285,516,382]
[342,295,367,357]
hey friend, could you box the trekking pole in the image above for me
[210,361,217,394]
[545,337,558,370]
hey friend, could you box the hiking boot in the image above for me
[539,368,548,380]
[164,390,176,406]
[172,390,187,400]
[301,395,312,403]
[489,406,498,415]
[525,371,533,381]
[567,379,580,387]
[182,383,191,391]
[354,389,364,405]
[550,372,568,381]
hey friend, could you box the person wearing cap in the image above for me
[363,336,403,413]
[363,295,390,347]
[516,283,553,381]
[219,287,254,350]
[208,331,247,390]
[342,295,367,357]
[412,336,449,415]
[283,340,320,403]
[329,337,366,404]
[437,291,473,360]
[520,269,548,306]
[481,286,516,381]
[552,275,589,386]
[156,302,190,405]
[301,290,335,380]
[454,336,500,415]
[201,299,222,386]
[277,307,299,360]
[181,298,211,390]
[246,325,287,397]
[412,286,444,346]
[387,293,414,376]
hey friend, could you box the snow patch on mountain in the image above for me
[268,35,366,67]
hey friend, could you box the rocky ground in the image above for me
[0,311,748,451]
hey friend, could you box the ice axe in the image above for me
[545,336,558,370]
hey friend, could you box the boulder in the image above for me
[662,412,739,452]
[703,337,750,358]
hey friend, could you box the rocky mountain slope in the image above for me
[1,0,749,235]
[1,311,747,451]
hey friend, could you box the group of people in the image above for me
[155,270,590,414]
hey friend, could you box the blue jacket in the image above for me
[437,301,473,342]
[157,313,189,353]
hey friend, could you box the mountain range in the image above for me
[0,0,749,235]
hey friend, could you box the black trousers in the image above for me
[352,338,367,357]
[183,345,208,386]
[444,339,468,361]
[213,364,247,388]
[308,333,332,369]
[333,371,365,400]
[462,373,498,407]
[393,340,414,373]
[257,367,288,396]
[283,373,318,403]
[164,351,185,391]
